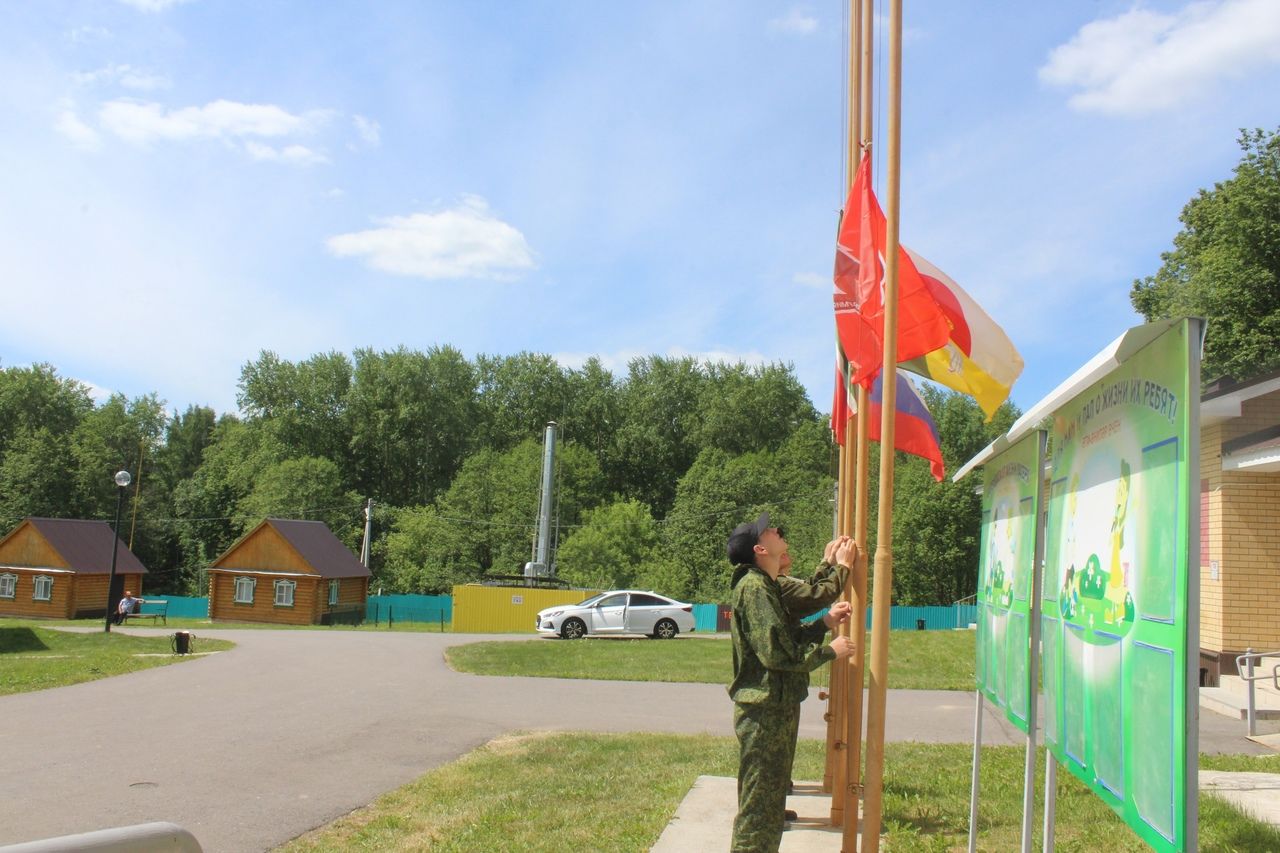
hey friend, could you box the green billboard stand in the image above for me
[970,430,1045,853]
[960,317,1202,852]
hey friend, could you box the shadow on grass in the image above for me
[0,628,50,653]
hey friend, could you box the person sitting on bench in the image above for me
[116,590,139,625]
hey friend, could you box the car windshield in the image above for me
[574,593,608,607]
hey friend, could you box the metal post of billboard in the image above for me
[1185,317,1204,852]
[966,690,985,853]
[1020,429,1048,853]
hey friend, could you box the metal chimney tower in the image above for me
[525,421,558,578]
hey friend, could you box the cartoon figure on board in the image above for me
[1065,459,1135,642]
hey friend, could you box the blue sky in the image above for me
[2,0,1278,420]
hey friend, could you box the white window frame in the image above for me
[328,579,340,606]
[0,573,16,599]
[32,575,53,602]
[274,579,296,607]
[233,576,256,604]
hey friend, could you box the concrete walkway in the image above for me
[0,628,1272,851]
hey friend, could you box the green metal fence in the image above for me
[695,602,978,632]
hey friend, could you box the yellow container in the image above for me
[451,584,600,633]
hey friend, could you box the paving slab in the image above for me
[1200,771,1280,830]
[651,776,854,853]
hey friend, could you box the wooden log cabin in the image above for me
[0,517,147,620]
[208,518,370,625]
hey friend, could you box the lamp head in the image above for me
[114,470,132,488]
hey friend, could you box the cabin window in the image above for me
[0,573,16,599]
[274,579,296,607]
[32,575,53,601]
[328,579,340,606]
[233,576,256,604]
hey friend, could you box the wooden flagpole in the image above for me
[823,440,848,794]
[827,0,862,819]
[861,0,903,849]
[840,0,873,845]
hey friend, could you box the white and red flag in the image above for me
[833,154,951,388]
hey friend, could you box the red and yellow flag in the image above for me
[833,154,951,387]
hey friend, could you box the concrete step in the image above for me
[1200,686,1280,721]
[1219,671,1280,702]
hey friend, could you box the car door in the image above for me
[624,593,668,634]
[591,593,629,633]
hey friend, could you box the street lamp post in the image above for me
[103,470,132,633]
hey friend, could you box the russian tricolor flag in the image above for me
[861,372,945,482]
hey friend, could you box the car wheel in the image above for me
[653,618,678,639]
[561,617,586,640]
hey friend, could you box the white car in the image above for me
[535,590,696,639]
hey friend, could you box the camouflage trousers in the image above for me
[731,701,801,853]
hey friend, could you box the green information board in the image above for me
[976,432,1041,733]
[1041,319,1198,851]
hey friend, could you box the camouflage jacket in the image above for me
[778,560,849,620]
[728,563,835,706]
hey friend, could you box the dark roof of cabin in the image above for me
[267,518,370,578]
[1203,367,1280,401]
[1223,424,1280,456]
[23,518,147,574]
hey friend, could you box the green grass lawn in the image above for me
[0,619,235,695]
[278,732,1280,852]
[446,629,977,690]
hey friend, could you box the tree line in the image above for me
[0,350,1016,605]
[6,128,1274,606]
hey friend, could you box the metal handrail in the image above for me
[1233,648,1280,737]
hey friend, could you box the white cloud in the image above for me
[54,106,101,150]
[792,272,830,289]
[353,114,381,146]
[74,63,170,91]
[99,98,331,143]
[117,0,194,11]
[67,25,113,43]
[326,196,537,281]
[1040,0,1280,115]
[245,141,329,166]
[769,7,818,35]
[77,378,114,404]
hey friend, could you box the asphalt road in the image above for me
[0,629,1262,851]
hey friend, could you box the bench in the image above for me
[123,599,169,626]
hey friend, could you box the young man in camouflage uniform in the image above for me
[727,512,854,852]
[777,534,859,809]
[778,534,857,620]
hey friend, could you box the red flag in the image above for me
[834,154,951,387]
[830,339,853,445]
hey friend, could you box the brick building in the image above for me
[1199,369,1280,683]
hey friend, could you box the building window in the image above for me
[328,579,340,606]
[274,579,296,607]
[233,576,256,604]
[32,575,53,601]
[0,573,16,599]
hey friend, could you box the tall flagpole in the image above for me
[861,0,903,849]
[824,440,849,793]
[841,0,873,846]
[828,0,862,821]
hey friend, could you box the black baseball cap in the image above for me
[726,512,770,565]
